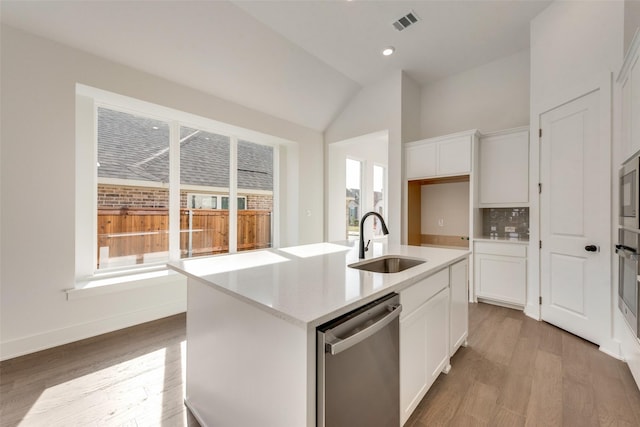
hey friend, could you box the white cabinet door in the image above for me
[406,141,437,179]
[400,301,429,425]
[479,129,529,206]
[621,72,632,160]
[424,287,450,383]
[400,287,451,426]
[619,36,640,161]
[406,133,473,180]
[475,253,526,305]
[437,136,471,176]
[631,55,640,157]
[449,259,468,356]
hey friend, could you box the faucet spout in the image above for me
[358,211,389,259]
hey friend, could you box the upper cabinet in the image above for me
[618,31,640,162]
[405,130,478,180]
[405,140,437,179]
[478,127,529,207]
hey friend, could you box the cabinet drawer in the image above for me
[400,268,449,318]
[474,242,527,258]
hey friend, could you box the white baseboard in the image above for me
[184,397,209,427]
[0,299,186,361]
[524,302,540,320]
[477,297,524,311]
[619,316,640,390]
[599,339,623,360]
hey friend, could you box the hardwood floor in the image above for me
[1,304,639,426]
[0,314,200,427]
[406,303,640,427]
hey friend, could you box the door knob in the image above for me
[585,245,599,252]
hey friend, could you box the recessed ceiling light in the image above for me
[382,47,395,56]
[152,126,159,130]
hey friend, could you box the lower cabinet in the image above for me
[399,271,451,425]
[449,259,469,355]
[474,241,527,306]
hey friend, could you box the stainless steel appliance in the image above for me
[616,229,640,337]
[317,293,402,427]
[620,156,640,229]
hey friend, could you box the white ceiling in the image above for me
[234,0,550,86]
[0,0,550,132]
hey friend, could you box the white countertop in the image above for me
[168,241,469,329]
[474,236,530,245]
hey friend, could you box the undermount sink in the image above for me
[348,255,426,273]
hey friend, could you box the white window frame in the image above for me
[75,84,283,286]
[372,162,388,238]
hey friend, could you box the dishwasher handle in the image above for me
[325,303,402,355]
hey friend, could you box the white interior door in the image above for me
[540,90,610,345]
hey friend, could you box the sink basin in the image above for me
[348,255,426,273]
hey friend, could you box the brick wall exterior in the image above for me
[98,184,169,208]
[98,184,272,210]
[246,194,272,210]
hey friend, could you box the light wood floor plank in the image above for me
[524,350,563,426]
[2,303,640,427]
[0,314,198,427]
[408,303,640,427]
[492,406,526,427]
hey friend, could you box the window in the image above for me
[187,193,218,209]
[91,102,277,273]
[97,108,171,269]
[237,140,273,251]
[346,158,362,241]
[220,196,247,210]
[179,126,231,259]
[187,194,247,210]
[372,165,386,236]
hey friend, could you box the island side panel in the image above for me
[186,277,314,427]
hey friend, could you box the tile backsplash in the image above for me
[481,208,529,239]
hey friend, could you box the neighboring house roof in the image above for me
[97,108,273,191]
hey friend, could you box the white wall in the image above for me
[0,25,324,360]
[401,72,422,144]
[325,72,403,245]
[420,49,530,139]
[421,182,470,236]
[624,0,640,59]
[529,1,624,358]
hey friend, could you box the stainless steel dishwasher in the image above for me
[317,292,402,427]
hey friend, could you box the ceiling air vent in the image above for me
[392,11,419,31]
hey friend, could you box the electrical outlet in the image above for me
[438,219,444,227]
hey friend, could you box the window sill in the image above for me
[67,268,185,300]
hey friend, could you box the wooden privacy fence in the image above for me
[97,207,271,266]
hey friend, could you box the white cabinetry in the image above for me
[478,127,529,207]
[406,141,437,179]
[474,241,527,306]
[438,136,472,176]
[400,268,451,425]
[405,130,478,180]
[449,259,468,355]
[618,32,640,161]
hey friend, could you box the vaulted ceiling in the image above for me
[0,0,550,132]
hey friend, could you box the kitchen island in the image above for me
[168,241,469,427]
